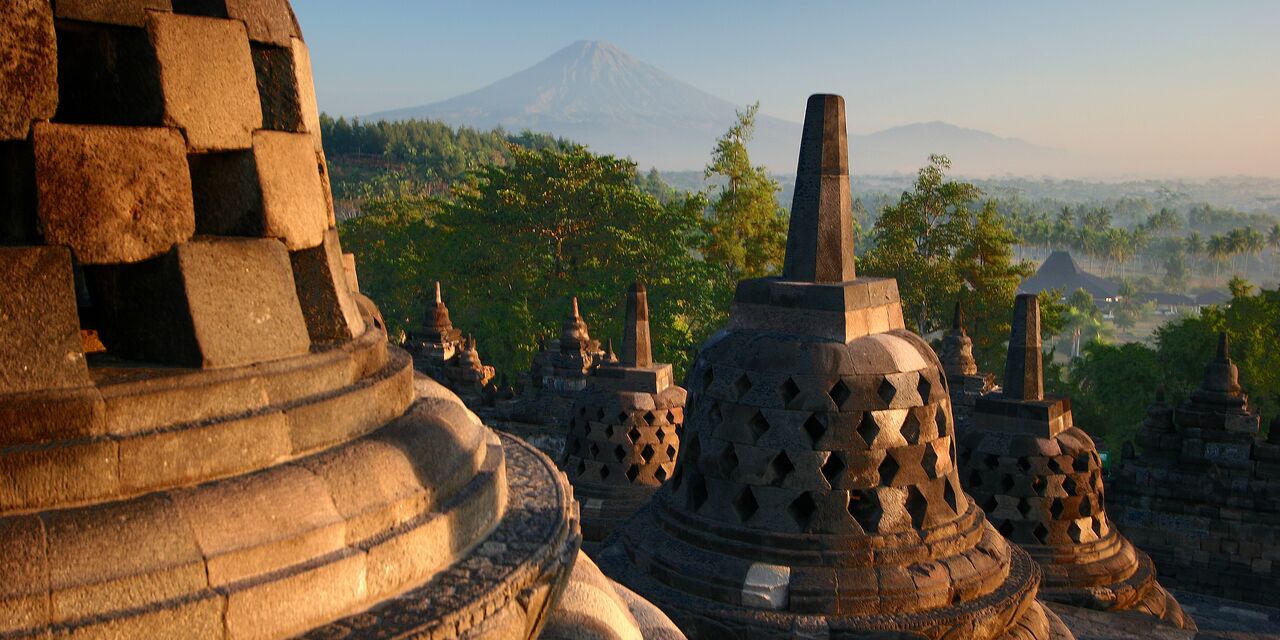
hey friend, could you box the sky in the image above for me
[294,1,1280,178]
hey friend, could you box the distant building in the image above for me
[1195,290,1233,307]
[1133,292,1198,315]
[1018,250,1121,302]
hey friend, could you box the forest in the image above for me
[327,110,1280,454]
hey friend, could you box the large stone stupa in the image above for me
[597,94,1073,639]
[956,294,1192,629]
[0,3,577,638]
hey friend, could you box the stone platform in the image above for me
[299,431,580,640]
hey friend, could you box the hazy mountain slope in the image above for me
[371,40,1078,176]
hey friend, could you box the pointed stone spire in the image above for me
[434,280,442,304]
[952,300,965,333]
[620,281,653,367]
[782,94,856,283]
[605,338,617,362]
[1003,293,1044,401]
[421,280,454,333]
[560,295,592,353]
[571,296,580,319]
[1200,331,1242,396]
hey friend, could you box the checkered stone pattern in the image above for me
[669,331,964,538]
[1,0,358,373]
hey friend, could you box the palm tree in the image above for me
[1207,234,1228,281]
[1268,224,1280,279]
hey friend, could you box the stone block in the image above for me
[147,11,262,150]
[42,494,207,622]
[0,247,91,393]
[1,0,58,141]
[118,411,291,494]
[52,19,165,126]
[253,130,329,249]
[56,0,172,27]
[225,0,300,46]
[292,38,323,147]
[33,123,195,264]
[223,549,367,640]
[250,41,303,132]
[0,438,119,511]
[87,238,311,368]
[0,515,49,634]
[0,386,106,447]
[290,229,365,342]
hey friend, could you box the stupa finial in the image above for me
[1003,293,1044,401]
[781,94,856,283]
[620,281,653,367]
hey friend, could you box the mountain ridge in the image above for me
[370,40,1080,176]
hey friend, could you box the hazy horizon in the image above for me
[294,1,1280,179]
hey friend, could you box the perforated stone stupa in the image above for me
[561,282,687,543]
[597,94,1073,639]
[405,281,496,407]
[1109,333,1280,607]
[940,301,998,431]
[507,296,607,427]
[0,3,577,637]
[956,294,1192,628]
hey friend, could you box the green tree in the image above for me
[701,103,787,284]
[861,155,983,333]
[432,145,723,378]
[955,201,1035,372]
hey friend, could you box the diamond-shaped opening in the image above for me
[856,412,880,448]
[922,447,940,479]
[917,374,932,403]
[1016,457,1031,473]
[618,412,629,424]
[655,465,668,482]
[906,485,929,529]
[644,411,656,425]
[1032,476,1047,496]
[1046,457,1062,474]
[579,406,588,416]
[1074,452,1092,473]
[1017,498,1031,517]
[613,445,627,462]
[1068,521,1086,543]
[981,495,998,513]
[748,411,771,442]
[821,452,846,489]
[667,410,678,424]
[901,411,922,444]
[982,453,1000,469]
[848,489,882,533]
[596,408,606,420]
[1079,495,1093,517]
[600,465,611,480]
[708,402,723,426]
[967,468,983,488]
[877,377,897,405]
[628,426,642,444]
[935,409,948,437]
[666,444,677,458]
[688,474,708,511]
[1033,522,1050,543]
[803,414,826,446]
[997,519,1014,538]
[604,425,615,439]
[788,492,817,530]
[732,487,759,522]
[626,464,640,482]
[656,428,666,443]
[779,378,801,406]
[943,479,959,514]
[733,373,752,399]
[1063,476,1078,494]
[1049,498,1064,519]
[768,450,795,486]
[719,443,739,476]
[829,379,852,408]
[641,444,656,464]
[999,474,1015,492]
[878,453,901,485]
[589,443,600,457]
[702,365,715,390]
[1092,517,1105,538]
[576,460,587,477]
